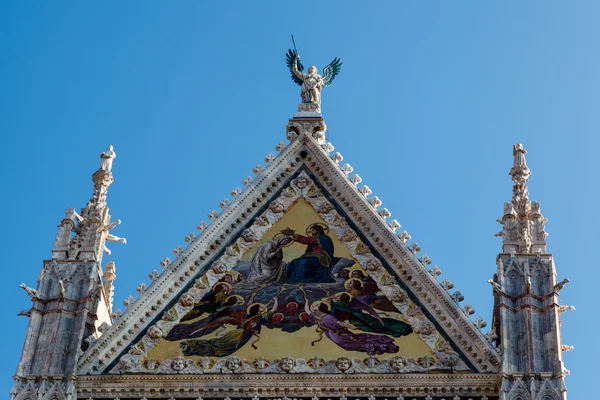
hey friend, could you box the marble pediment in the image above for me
[76,123,500,378]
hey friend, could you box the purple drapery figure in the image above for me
[309,312,399,356]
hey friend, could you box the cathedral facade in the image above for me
[11,86,571,400]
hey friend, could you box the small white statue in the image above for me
[103,219,126,254]
[99,145,116,172]
[58,280,66,299]
[487,279,505,295]
[519,227,532,253]
[20,283,38,298]
[106,233,126,244]
[286,49,342,106]
[513,143,527,168]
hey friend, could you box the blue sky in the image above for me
[1,1,595,396]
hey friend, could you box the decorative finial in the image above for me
[286,42,342,114]
[509,143,530,184]
[61,144,124,262]
[496,143,547,254]
[99,145,116,173]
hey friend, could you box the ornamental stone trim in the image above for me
[76,373,499,399]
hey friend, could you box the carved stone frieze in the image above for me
[76,373,499,399]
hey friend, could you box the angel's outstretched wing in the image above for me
[286,49,304,86]
[322,57,342,87]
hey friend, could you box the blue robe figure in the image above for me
[285,224,337,283]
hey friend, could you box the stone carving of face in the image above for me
[226,356,242,372]
[439,353,459,368]
[308,357,324,370]
[318,203,334,214]
[179,293,195,307]
[280,356,296,372]
[269,201,285,214]
[252,357,270,370]
[211,261,227,274]
[341,230,357,243]
[145,359,159,370]
[186,359,197,370]
[381,274,396,286]
[363,356,380,369]
[418,356,435,369]
[118,358,134,371]
[308,66,317,75]
[437,340,453,353]
[147,326,163,341]
[241,229,256,243]
[390,287,408,303]
[295,177,310,189]
[389,356,405,372]
[365,258,382,271]
[336,357,351,372]
[171,357,186,372]
[407,306,424,318]
[199,357,215,371]
[415,321,435,336]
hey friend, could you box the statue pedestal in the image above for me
[294,102,321,119]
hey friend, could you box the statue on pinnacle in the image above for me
[286,39,342,113]
[100,145,116,172]
[509,143,530,184]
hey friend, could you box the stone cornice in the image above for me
[76,373,500,398]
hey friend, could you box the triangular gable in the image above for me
[77,121,500,375]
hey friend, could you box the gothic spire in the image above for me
[52,145,126,263]
[495,143,547,254]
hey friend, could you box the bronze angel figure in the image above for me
[286,49,342,105]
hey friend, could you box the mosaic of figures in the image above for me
[112,173,468,375]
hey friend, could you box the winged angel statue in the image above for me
[286,49,342,106]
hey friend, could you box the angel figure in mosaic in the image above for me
[179,289,283,357]
[324,291,413,338]
[175,281,233,324]
[302,291,399,356]
[166,293,248,341]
